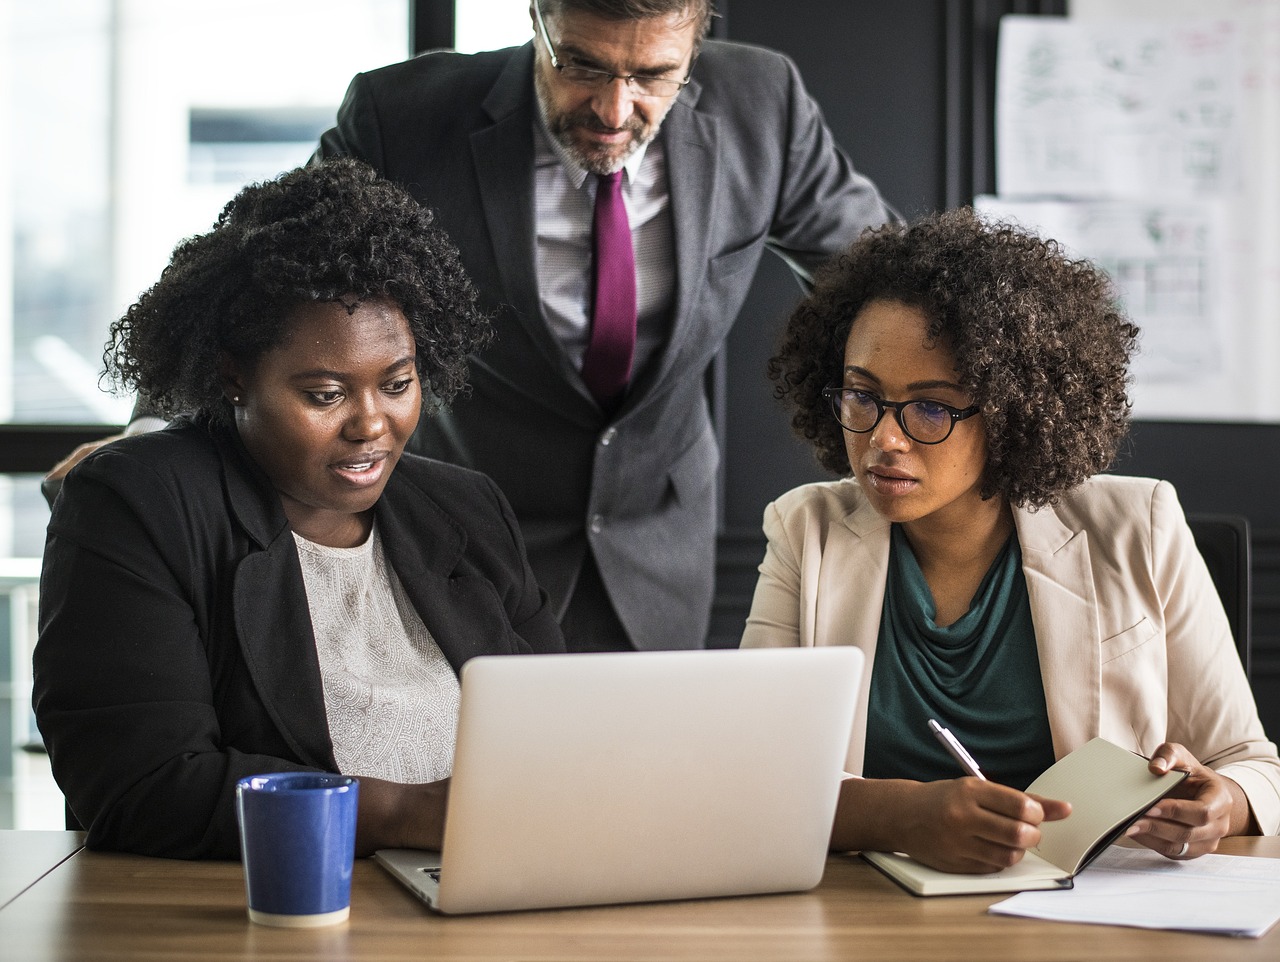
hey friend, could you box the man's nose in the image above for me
[592,77,638,130]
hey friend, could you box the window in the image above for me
[454,0,530,54]
[1,0,409,830]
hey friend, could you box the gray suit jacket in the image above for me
[318,40,893,651]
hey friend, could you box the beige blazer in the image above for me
[741,474,1280,835]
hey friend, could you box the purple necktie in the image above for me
[581,170,636,408]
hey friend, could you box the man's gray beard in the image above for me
[563,132,642,176]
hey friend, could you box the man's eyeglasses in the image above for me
[821,387,980,445]
[533,2,692,98]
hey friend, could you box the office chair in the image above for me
[1186,512,1252,679]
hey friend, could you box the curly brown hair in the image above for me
[104,158,490,425]
[768,207,1139,508]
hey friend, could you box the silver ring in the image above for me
[1175,841,1189,857]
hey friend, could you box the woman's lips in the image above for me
[865,464,919,496]
[330,451,390,487]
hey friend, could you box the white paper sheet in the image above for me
[989,845,1280,938]
[991,4,1280,422]
[996,16,1243,199]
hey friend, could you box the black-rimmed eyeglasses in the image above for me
[533,1,693,98]
[821,387,980,445]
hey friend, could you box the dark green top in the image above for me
[862,525,1055,790]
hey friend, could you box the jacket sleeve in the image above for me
[314,71,384,169]
[740,499,805,649]
[477,473,567,656]
[763,52,897,285]
[33,451,316,859]
[1152,481,1280,834]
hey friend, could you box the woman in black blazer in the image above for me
[33,160,565,859]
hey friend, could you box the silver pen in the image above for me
[927,718,987,781]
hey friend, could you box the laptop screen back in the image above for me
[412,646,863,914]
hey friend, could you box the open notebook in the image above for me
[863,737,1188,896]
[376,646,864,914]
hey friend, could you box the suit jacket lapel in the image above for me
[472,44,608,426]
[472,44,571,379]
[220,433,335,770]
[622,80,718,410]
[377,469,530,669]
[824,499,890,775]
[1016,503,1101,759]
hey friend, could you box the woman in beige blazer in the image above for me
[743,209,1280,874]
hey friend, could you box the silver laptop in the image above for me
[375,646,863,915]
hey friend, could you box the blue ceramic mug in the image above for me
[235,772,359,927]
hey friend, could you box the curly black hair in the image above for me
[768,207,1139,509]
[104,158,490,424]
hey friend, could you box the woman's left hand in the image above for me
[353,776,450,856]
[1125,741,1253,859]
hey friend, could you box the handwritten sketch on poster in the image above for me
[993,9,1280,421]
[997,16,1243,198]
[974,197,1251,422]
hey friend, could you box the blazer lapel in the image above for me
[233,541,335,769]
[1016,504,1101,759]
[220,437,335,770]
[472,44,574,382]
[819,490,1101,772]
[622,80,719,410]
[823,499,890,775]
[377,471,529,670]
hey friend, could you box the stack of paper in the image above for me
[989,846,1280,938]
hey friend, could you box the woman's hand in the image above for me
[898,779,1073,873]
[352,776,450,856]
[1125,742,1256,859]
[832,776,1071,873]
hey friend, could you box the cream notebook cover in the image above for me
[863,737,1188,896]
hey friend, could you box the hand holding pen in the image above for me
[829,718,1071,873]
[901,718,1071,873]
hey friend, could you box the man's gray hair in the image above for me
[539,0,714,40]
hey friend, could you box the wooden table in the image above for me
[1,832,1277,961]
[0,830,83,911]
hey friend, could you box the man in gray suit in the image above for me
[322,0,893,652]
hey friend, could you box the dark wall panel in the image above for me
[721,0,947,220]
[718,1,948,547]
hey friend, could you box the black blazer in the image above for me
[33,417,564,858]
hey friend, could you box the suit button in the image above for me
[600,427,617,446]
[589,514,604,534]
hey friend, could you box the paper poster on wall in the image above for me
[992,8,1279,422]
[996,15,1243,198]
[974,196,1257,422]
